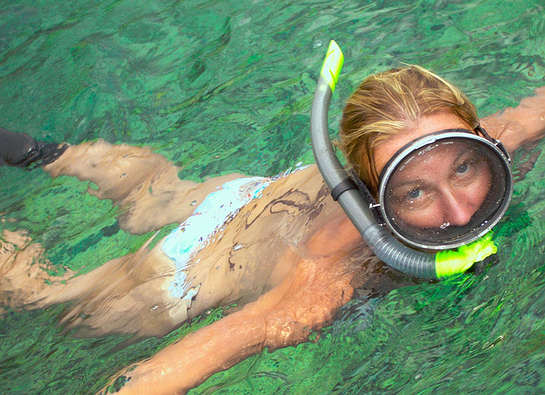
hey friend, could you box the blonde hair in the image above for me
[339,65,478,195]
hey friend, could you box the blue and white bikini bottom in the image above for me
[161,177,271,300]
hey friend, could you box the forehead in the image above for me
[390,141,473,183]
[374,112,473,176]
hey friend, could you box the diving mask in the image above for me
[376,127,513,250]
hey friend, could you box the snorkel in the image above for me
[310,41,509,279]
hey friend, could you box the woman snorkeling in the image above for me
[1,42,545,393]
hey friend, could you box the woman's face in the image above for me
[374,113,492,229]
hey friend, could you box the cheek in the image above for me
[465,170,492,208]
[392,203,445,228]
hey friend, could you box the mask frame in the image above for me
[376,127,513,250]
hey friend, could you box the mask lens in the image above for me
[380,135,512,249]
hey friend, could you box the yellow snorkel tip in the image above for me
[319,40,344,93]
[435,232,498,278]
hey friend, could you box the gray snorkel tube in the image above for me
[310,41,498,279]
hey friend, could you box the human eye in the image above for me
[455,162,470,175]
[391,184,431,209]
[407,187,422,200]
[452,149,484,180]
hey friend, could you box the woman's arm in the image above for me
[113,217,363,394]
[481,86,545,153]
[114,257,355,395]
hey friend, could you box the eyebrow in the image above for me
[454,147,479,162]
[389,145,478,190]
[389,178,426,190]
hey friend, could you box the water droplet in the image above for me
[440,222,450,230]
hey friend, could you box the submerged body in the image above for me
[1,70,544,393]
[2,140,404,339]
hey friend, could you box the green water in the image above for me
[1,0,544,393]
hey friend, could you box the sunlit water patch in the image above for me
[1,0,544,393]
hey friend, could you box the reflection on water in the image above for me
[1,0,545,393]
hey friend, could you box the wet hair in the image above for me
[339,65,478,195]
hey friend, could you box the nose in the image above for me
[440,188,476,226]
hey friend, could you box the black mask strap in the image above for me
[475,124,511,163]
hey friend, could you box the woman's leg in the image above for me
[0,229,73,311]
[0,226,198,338]
[1,130,241,335]
[39,234,192,338]
[1,128,244,234]
[44,140,244,234]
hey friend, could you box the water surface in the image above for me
[1,0,545,393]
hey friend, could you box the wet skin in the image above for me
[387,140,492,229]
[373,113,489,229]
[1,87,543,394]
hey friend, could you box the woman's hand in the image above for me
[482,86,545,153]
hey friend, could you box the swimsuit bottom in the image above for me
[162,177,271,300]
